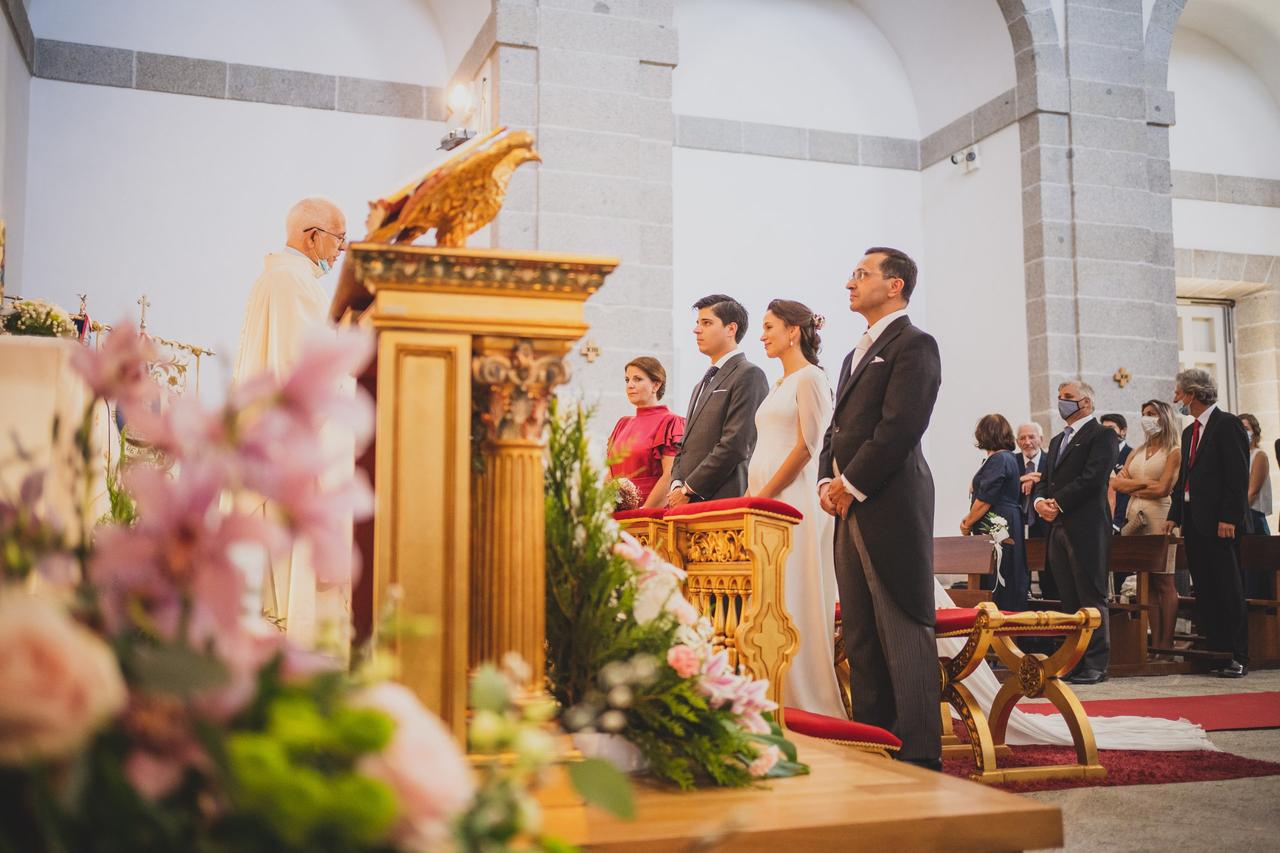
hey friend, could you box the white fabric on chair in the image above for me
[934,582,1217,751]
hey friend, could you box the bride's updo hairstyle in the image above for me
[766,299,823,367]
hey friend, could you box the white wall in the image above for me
[1173,200,1280,256]
[672,148,925,395]
[1168,27,1280,180]
[858,0,1018,137]
[28,0,447,84]
[15,1,453,398]
[673,0,920,137]
[23,80,446,396]
[1,16,30,288]
[921,123,1029,535]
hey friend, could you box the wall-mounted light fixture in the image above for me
[439,80,483,151]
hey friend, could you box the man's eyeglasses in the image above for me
[306,226,347,247]
[849,269,888,282]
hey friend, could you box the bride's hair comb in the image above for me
[811,314,826,330]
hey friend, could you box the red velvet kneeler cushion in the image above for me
[783,708,902,749]
[664,496,803,521]
[613,507,667,521]
[935,607,1075,639]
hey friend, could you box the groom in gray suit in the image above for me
[818,247,942,769]
[668,295,769,506]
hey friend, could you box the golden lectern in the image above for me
[343,243,617,737]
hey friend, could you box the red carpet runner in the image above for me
[943,745,1280,792]
[1018,691,1280,731]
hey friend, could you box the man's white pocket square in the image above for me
[711,388,727,393]
[871,356,885,364]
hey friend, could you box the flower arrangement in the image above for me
[1,297,77,337]
[978,511,1012,591]
[0,319,584,852]
[545,403,807,789]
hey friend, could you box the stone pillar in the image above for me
[460,0,677,431]
[1003,0,1185,426]
[470,336,572,683]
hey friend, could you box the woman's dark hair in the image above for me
[692,294,749,343]
[625,356,667,400]
[1240,412,1262,449]
[765,299,823,367]
[975,413,1016,452]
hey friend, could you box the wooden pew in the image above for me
[1240,535,1280,666]
[1026,534,1203,675]
[934,535,997,607]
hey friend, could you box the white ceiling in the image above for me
[1179,0,1280,107]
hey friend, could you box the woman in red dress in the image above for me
[607,357,685,508]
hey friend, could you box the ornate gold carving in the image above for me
[472,338,571,443]
[355,246,613,297]
[685,529,750,563]
[365,128,540,249]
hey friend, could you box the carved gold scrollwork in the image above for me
[472,338,571,443]
[685,529,750,563]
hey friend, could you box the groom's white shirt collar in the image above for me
[710,348,741,368]
[863,308,910,343]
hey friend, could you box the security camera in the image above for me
[950,145,981,173]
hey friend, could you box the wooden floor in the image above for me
[541,734,1063,851]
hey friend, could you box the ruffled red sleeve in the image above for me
[654,413,685,458]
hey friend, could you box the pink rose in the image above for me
[0,594,126,764]
[666,644,700,678]
[748,744,781,777]
[352,683,475,846]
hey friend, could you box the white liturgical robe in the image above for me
[233,249,351,655]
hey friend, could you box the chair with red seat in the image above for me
[936,601,1105,784]
[782,707,901,758]
[617,496,803,725]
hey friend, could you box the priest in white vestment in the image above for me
[233,197,350,653]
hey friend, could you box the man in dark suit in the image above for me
[818,247,941,770]
[1033,380,1118,684]
[1016,421,1054,604]
[668,294,769,506]
[1101,413,1133,534]
[1164,368,1250,678]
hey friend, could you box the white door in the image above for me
[1176,300,1237,413]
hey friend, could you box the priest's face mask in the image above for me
[307,221,347,273]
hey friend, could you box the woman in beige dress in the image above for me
[1109,399,1181,657]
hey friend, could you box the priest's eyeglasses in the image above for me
[306,227,348,248]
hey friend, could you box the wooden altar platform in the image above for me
[541,734,1062,851]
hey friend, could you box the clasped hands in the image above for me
[1035,498,1061,522]
[819,479,853,519]
[1019,472,1040,495]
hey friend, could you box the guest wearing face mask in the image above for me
[1110,401,1182,657]
[1033,380,1118,684]
[1164,369,1250,678]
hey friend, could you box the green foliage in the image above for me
[544,401,795,790]
[2,299,76,337]
[100,428,137,527]
[565,759,634,820]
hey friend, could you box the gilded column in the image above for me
[470,337,571,684]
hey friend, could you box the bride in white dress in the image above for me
[746,300,847,717]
